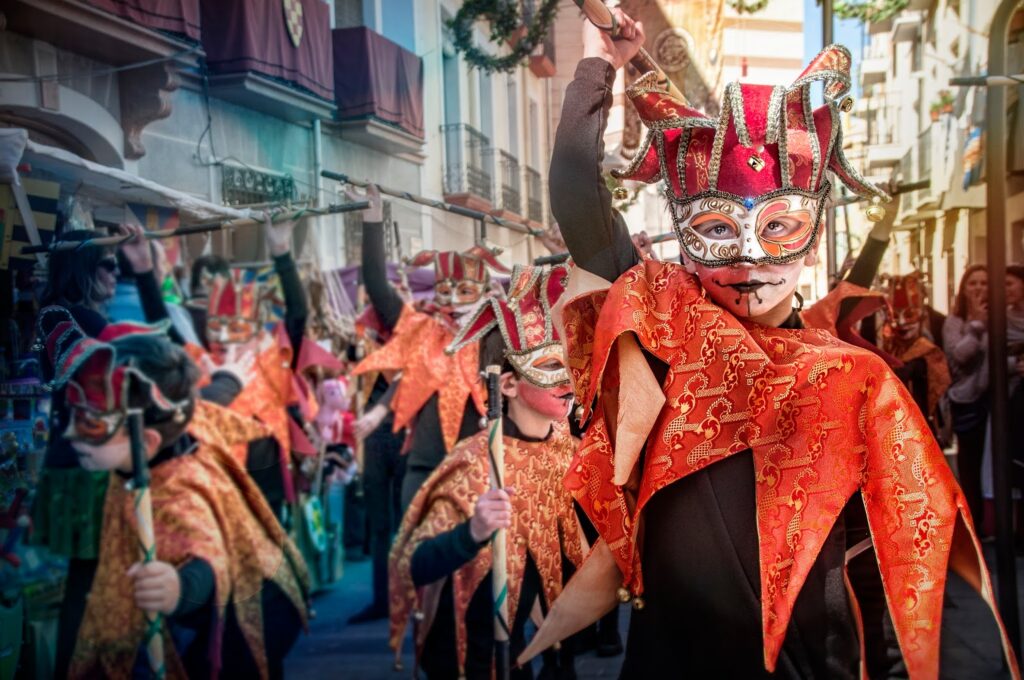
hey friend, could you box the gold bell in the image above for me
[747,154,766,172]
[612,186,629,201]
[632,596,646,611]
[574,405,585,422]
[865,197,886,223]
[617,587,632,603]
[839,96,854,113]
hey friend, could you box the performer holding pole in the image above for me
[388,264,584,679]
[485,365,510,680]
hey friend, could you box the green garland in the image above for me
[833,0,909,22]
[728,0,771,14]
[447,0,561,74]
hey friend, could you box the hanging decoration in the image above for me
[833,0,909,22]
[447,0,560,74]
[728,0,770,14]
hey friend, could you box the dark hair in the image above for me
[953,264,988,320]
[42,229,115,310]
[190,255,230,298]
[114,334,200,447]
[1008,265,1024,287]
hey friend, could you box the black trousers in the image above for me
[363,424,406,608]
[952,399,989,526]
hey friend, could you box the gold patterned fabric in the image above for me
[388,428,583,674]
[353,305,485,453]
[558,260,1018,678]
[69,401,310,679]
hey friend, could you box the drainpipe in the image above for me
[312,117,327,263]
[984,0,1021,658]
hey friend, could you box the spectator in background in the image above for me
[41,229,118,336]
[109,237,201,345]
[944,265,989,529]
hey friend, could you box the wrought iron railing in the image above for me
[497,150,522,214]
[526,166,543,222]
[441,123,493,201]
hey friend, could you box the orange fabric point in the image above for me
[353,305,485,453]
[560,260,1018,678]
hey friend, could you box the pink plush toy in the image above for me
[315,377,354,446]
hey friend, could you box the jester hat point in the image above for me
[405,244,512,285]
[616,45,889,267]
[448,262,572,388]
[38,306,189,438]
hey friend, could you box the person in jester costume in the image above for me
[519,10,1018,678]
[37,307,308,679]
[349,185,511,510]
[389,263,583,679]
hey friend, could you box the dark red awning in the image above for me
[83,0,201,41]
[333,27,424,139]
[201,0,334,102]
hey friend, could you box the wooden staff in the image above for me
[573,0,686,103]
[484,365,510,680]
[20,200,369,254]
[321,170,543,236]
[128,410,166,679]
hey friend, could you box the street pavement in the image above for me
[285,549,1019,679]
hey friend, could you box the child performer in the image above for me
[39,307,309,679]
[389,264,584,679]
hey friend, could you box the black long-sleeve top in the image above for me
[361,221,504,478]
[549,58,895,678]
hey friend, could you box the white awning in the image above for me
[4,129,253,223]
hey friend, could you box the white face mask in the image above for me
[71,428,133,471]
[671,189,826,268]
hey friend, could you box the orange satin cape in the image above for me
[353,305,485,453]
[69,401,310,680]
[388,428,583,674]
[185,325,318,502]
[559,260,1017,678]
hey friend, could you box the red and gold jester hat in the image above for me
[615,44,890,267]
[206,269,275,345]
[406,245,511,307]
[448,263,572,388]
[884,271,927,335]
[38,306,189,444]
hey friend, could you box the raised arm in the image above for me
[353,185,403,331]
[549,12,646,281]
[265,216,307,369]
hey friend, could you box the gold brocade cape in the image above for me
[544,260,1016,678]
[388,427,583,674]
[353,304,485,453]
[69,401,310,680]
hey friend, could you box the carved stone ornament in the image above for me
[119,61,179,160]
[653,28,694,73]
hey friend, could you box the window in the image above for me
[529,99,539,166]
[507,75,519,158]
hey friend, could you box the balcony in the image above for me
[861,56,888,86]
[334,27,425,156]
[892,13,921,42]
[866,143,904,169]
[442,124,493,211]
[525,167,544,225]
[201,0,336,122]
[529,31,557,78]
[493,150,523,218]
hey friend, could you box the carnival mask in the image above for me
[672,188,827,268]
[434,278,487,308]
